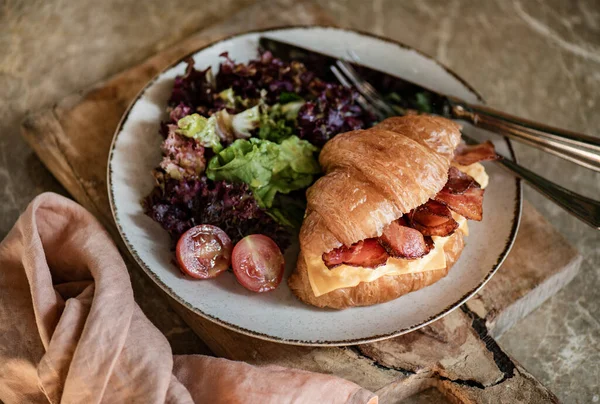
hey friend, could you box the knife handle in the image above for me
[499,157,600,229]
[448,97,600,172]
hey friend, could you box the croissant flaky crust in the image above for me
[289,115,463,309]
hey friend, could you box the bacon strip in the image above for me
[409,200,459,237]
[323,238,389,269]
[323,164,489,269]
[322,217,437,269]
[434,167,484,221]
[444,166,479,193]
[435,187,484,221]
[454,141,499,166]
[379,219,434,259]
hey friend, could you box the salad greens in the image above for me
[257,101,303,143]
[217,88,237,109]
[206,136,320,209]
[414,92,433,113]
[144,51,373,249]
[177,114,223,153]
[230,105,260,138]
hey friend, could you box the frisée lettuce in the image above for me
[177,114,223,153]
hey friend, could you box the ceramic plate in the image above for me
[108,27,521,346]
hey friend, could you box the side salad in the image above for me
[143,51,374,292]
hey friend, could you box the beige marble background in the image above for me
[1,0,599,402]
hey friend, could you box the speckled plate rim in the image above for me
[107,25,522,346]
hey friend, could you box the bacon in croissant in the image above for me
[288,115,468,309]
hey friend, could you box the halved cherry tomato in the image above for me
[176,225,232,279]
[232,234,285,293]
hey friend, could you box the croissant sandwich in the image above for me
[288,115,498,309]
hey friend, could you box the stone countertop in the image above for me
[1,0,599,402]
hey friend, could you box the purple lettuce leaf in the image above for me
[297,83,374,147]
[143,177,290,249]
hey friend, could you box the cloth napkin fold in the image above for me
[0,193,377,404]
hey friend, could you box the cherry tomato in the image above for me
[232,235,285,293]
[176,225,232,279]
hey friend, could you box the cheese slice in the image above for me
[307,232,452,296]
[306,163,487,297]
[453,161,488,189]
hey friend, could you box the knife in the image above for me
[259,37,600,172]
[259,36,452,118]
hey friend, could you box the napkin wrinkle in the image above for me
[0,193,377,404]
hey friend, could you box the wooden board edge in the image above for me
[488,253,583,338]
[20,109,106,224]
[437,362,559,403]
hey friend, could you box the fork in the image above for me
[331,61,600,229]
[334,57,600,173]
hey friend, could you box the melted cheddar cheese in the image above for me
[307,162,487,297]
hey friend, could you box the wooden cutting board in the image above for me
[21,0,581,402]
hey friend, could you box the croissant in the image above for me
[288,115,470,309]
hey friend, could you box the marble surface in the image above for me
[1,0,599,402]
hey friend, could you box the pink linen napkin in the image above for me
[0,193,377,404]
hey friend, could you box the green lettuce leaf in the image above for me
[267,194,307,229]
[218,88,237,109]
[280,100,305,120]
[218,87,257,110]
[414,92,433,113]
[258,116,293,143]
[278,135,320,174]
[257,101,304,143]
[177,114,223,153]
[231,105,261,138]
[206,136,319,209]
[279,91,303,104]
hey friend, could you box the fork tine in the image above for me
[337,60,379,98]
[340,49,395,108]
[330,65,352,88]
[341,56,380,101]
[330,65,384,120]
[335,61,380,107]
[336,60,396,117]
[331,65,387,120]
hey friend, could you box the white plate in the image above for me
[108,27,521,346]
